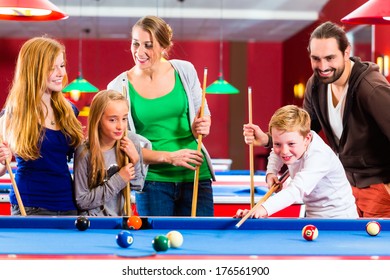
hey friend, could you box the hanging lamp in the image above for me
[341,0,390,25]
[0,0,68,21]
[63,28,98,101]
[206,0,239,94]
[206,72,240,94]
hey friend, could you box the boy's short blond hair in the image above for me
[269,105,311,137]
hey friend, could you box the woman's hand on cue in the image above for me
[169,149,204,170]
[141,148,203,170]
[192,113,211,138]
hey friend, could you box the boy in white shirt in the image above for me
[236,105,358,218]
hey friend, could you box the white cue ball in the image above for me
[366,221,381,236]
[166,230,184,248]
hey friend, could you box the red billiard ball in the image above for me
[127,216,142,230]
[116,230,134,248]
[75,216,90,231]
[152,235,170,252]
[366,221,381,236]
[302,224,318,241]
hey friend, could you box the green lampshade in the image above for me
[206,74,239,94]
[63,76,99,93]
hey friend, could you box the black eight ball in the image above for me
[75,216,90,231]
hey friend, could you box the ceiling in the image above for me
[0,0,330,42]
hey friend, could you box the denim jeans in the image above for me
[135,180,214,216]
[11,204,78,216]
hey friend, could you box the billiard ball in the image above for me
[366,221,381,236]
[302,224,318,241]
[116,231,134,248]
[75,216,90,231]
[166,230,183,248]
[127,216,142,230]
[152,235,170,252]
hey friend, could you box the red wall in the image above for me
[283,24,314,107]
[0,39,23,99]
[247,42,283,130]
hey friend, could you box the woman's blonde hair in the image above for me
[269,105,311,137]
[85,90,128,189]
[2,36,84,160]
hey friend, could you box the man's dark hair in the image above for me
[307,21,350,53]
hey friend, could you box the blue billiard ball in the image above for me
[116,231,134,248]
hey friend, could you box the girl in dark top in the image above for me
[0,36,84,215]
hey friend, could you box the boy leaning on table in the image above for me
[235,105,358,219]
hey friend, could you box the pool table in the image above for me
[0,216,389,260]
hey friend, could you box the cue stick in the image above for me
[235,169,289,228]
[248,86,255,209]
[191,67,208,217]
[122,79,133,216]
[6,159,26,216]
[0,129,26,216]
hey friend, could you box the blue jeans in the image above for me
[11,204,77,216]
[135,180,214,216]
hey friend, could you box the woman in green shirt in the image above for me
[108,15,215,216]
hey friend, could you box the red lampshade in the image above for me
[341,0,390,25]
[0,0,68,21]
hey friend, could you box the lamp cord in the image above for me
[219,0,224,75]
[78,30,82,76]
